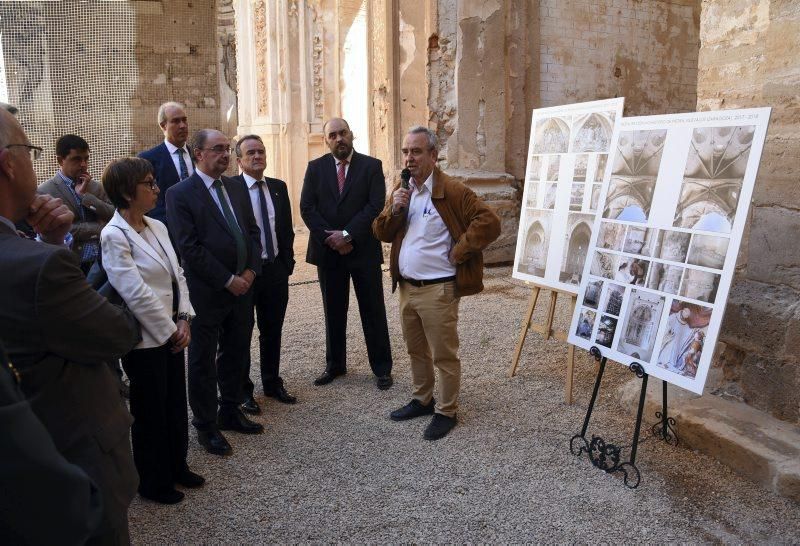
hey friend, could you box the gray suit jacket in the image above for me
[38,174,115,262]
[0,340,103,545]
[0,220,140,537]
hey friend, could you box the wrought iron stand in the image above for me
[570,346,680,489]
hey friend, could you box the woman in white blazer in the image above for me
[101,157,203,505]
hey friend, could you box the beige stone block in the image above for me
[618,377,800,502]
[747,207,800,290]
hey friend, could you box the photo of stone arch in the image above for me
[616,289,665,361]
[573,154,588,181]
[533,116,571,154]
[592,154,608,182]
[546,155,561,181]
[516,211,552,277]
[680,268,720,303]
[597,221,625,251]
[623,227,656,256]
[656,301,712,379]
[653,230,691,263]
[686,233,730,269]
[559,213,593,285]
[674,126,755,233]
[603,129,667,222]
[527,155,543,182]
[524,183,540,208]
[571,111,616,153]
[647,263,684,295]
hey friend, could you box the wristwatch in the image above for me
[177,312,193,325]
[342,230,352,243]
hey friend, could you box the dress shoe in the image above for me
[424,413,457,441]
[218,409,264,434]
[197,428,232,456]
[139,487,185,505]
[376,374,393,390]
[175,468,205,488]
[390,399,435,421]
[241,395,261,415]
[313,369,346,386]
[265,383,297,404]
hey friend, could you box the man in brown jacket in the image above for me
[373,126,500,440]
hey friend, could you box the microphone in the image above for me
[396,168,412,215]
[401,168,411,190]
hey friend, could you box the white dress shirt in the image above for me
[398,172,456,280]
[164,138,194,179]
[243,172,278,260]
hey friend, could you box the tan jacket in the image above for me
[373,167,501,297]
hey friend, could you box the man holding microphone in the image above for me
[373,126,500,441]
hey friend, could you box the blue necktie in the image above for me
[257,181,276,262]
[176,148,189,180]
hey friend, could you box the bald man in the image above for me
[0,107,140,543]
[299,118,393,390]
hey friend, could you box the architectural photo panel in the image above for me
[569,107,771,394]
[513,98,625,292]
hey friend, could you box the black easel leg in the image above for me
[651,379,679,445]
[570,347,606,456]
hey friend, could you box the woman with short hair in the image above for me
[101,157,203,504]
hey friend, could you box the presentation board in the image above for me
[512,98,625,293]
[567,108,772,394]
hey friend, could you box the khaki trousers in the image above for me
[398,280,461,417]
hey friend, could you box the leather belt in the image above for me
[401,275,455,287]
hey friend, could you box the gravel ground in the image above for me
[129,231,800,543]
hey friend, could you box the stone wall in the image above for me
[697,0,800,423]
[131,0,228,153]
[539,0,700,115]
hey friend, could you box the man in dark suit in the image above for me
[139,101,194,225]
[166,129,264,456]
[233,135,297,414]
[37,134,114,274]
[300,117,393,389]
[0,107,140,544]
[0,339,104,544]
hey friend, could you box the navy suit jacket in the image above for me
[165,173,262,313]
[231,174,296,275]
[138,142,194,225]
[299,150,385,268]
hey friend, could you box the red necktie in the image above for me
[337,160,348,194]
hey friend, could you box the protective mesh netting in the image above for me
[0,1,137,182]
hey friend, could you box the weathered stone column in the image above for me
[697,0,800,423]
[427,0,539,262]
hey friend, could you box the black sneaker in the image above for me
[390,399,435,421]
[423,413,457,440]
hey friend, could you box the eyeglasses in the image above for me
[139,180,158,191]
[202,145,231,154]
[5,144,43,161]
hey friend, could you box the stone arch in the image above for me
[533,117,570,154]
[572,112,614,152]
[625,304,654,346]
[523,221,547,274]
[562,221,591,282]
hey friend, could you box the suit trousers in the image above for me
[398,280,461,417]
[243,260,290,398]
[317,262,392,376]
[188,291,254,428]
[121,343,188,495]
